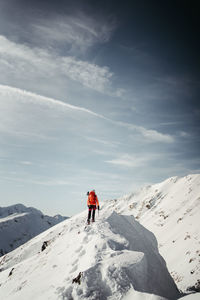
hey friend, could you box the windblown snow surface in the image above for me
[0,174,199,299]
[0,204,67,256]
[102,174,200,294]
[0,209,180,300]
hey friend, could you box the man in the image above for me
[87,190,99,224]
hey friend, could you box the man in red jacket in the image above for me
[87,190,99,224]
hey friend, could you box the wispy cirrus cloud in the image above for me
[85,137,120,148]
[109,120,174,143]
[33,13,116,54]
[105,153,157,168]
[0,84,174,144]
[137,126,174,143]
[0,84,107,122]
[0,35,113,94]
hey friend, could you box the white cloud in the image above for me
[138,127,174,143]
[179,131,190,138]
[61,56,113,92]
[106,153,156,168]
[0,84,112,145]
[0,35,113,94]
[0,84,106,118]
[109,120,174,143]
[19,161,33,165]
[0,84,174,144]
[85,137,120,148]
[33,13,115,53]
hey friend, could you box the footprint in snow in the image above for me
[69,264,78,274]
[52,265,57,268]
[75,246,83,253]
[80,249,86,256]
[72,259,78,266]
[83,235,89,243]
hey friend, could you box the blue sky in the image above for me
[0,0,199,216]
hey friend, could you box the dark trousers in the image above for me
[87,205,96,221]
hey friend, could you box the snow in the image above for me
[0,174,199,299]
[179,294,200,300]
[102,174,200,292]
[123,289,168,299]
[0,212,28,223]
[0,204,67,256]
[0,209,180,299]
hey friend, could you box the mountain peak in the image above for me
[0,204,67,256]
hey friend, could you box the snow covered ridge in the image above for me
[0,210,181,300]
[102,174,200,293]
[0,203,68,256]
[0,175,199,299]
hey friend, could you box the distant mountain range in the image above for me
[0,203,68,256]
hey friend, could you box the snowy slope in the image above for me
[0,204,67,256]
[0,209,181,300]
[102,174,200,292]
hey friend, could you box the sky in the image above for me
[0,0,199,217]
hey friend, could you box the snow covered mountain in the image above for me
[0,175,199,299]
[0,204,68,256]
[102,174,200,293]
[0,209,181,300]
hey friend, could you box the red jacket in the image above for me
[87,191,99,206]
